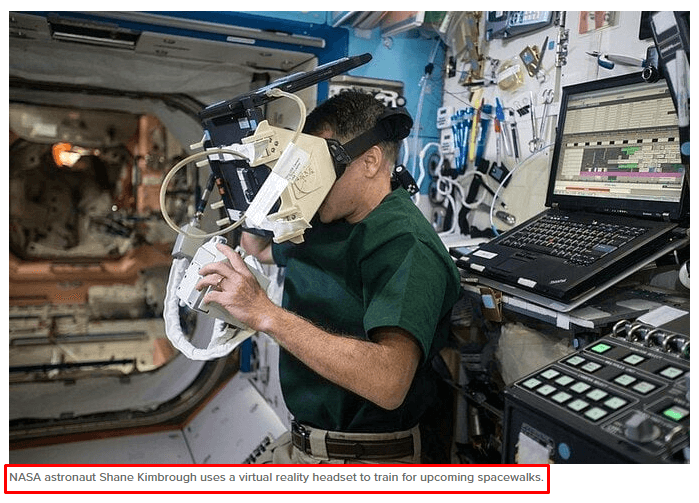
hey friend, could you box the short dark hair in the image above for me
[303,90,400,165]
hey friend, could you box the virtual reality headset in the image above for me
[193,54,415,244]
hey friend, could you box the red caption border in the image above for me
[5,463,550,494]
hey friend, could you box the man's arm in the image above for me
[197,243,421,410]
[240,231,274,264]
[261,310,421,411]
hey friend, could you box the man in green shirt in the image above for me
[196,91,461,463]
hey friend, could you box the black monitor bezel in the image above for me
[546,71,689,222]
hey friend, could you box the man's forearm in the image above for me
[258,305,420,411]
[240,231,273,264]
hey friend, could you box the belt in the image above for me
[291,421,415,460]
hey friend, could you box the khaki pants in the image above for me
[255,424,421,464]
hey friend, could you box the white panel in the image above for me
[10,373,288,465]
[136,31,310,70]
[245,269,293,429]
[249,333,293,429]
[183,373,287,464]
[9,431,193,464]
[9,318,216,421]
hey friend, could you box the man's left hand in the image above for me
[196,243,274,331]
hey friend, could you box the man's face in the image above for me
[317,158,366,224]
[315,129,366,224]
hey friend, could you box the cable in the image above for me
[438,192,459,236]
[163,256,244,361]
[489,143,553,236]
[160,89,307,241]
[401,137,410,169]
[159,148,250,240]
[265,88,306,143]
[454,170,488,210]
[410,38,442,187]
[432,167,487,237]
[418,141,442,189]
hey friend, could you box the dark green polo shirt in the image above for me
[272,188,461,432]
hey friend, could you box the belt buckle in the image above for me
[292,421,311,453]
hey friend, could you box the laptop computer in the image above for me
[460,72,689,311]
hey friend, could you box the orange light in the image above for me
[52,142,78,167]
[52,142,93,168]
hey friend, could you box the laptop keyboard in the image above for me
[500,215,648,266]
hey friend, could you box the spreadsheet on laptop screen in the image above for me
[553,79,685,204]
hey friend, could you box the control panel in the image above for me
[503,319,689,463]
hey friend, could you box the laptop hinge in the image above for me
[661,212,671,222]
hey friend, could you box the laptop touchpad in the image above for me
[495,257,531,273]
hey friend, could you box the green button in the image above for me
[623,354,645,366]
[567,356,586,366]
[614,374,637,387]
[586,389,608,401]
[632,382,656,395]
[663,406,689,422]
[604,397,627,410]
[551,391,572,403]
[581,362,603,373]
[584,407,608,421]
[537,384,557,396]
[540,369,560,379]
[555,375,575,386]
[570,382,591,393]
[568,399,589,412]
[522,378,542,389]
[660,366,685,379]
[591,343,612,354]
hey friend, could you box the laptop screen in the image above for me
[547,73,688,220]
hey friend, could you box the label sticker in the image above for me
[474,250,498,259]
[245,143,310,227]
[212,143,255,163]
[517,277,537,288]
[274,143,310,181]
[482,294,496,309]
[245,172,289,227]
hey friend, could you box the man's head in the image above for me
[304,91,402,224]
[304,90,401,166]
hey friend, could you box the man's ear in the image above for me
[361,145,384,178]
